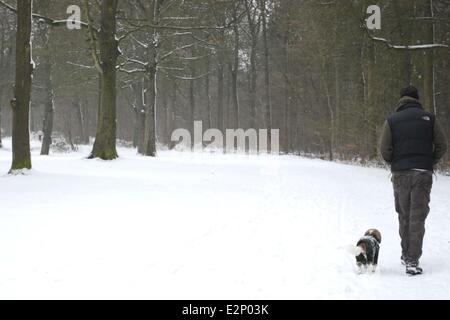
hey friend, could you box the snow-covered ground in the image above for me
[1,137,450,300]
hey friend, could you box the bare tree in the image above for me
[85,0,119,160]
[259,0,272,151]
[230,1,241,129]
[10,0,33,172]
[37,0,55,156]
[244,0,260,129]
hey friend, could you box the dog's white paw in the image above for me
[357,265,366,274]
[367,264,377,273]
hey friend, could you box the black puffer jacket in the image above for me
[380,96,448,172]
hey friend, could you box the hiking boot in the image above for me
[406,263,423,276]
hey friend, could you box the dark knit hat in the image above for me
[400,85,419,100]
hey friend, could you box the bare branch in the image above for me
[160,42,200,61]
[362,21,449,50]
[161,16,197,21]
[66,61,95,69]
[118,67,147,74]
[157,66,185,71]
[167,72,211,81]
[125,57,148,67]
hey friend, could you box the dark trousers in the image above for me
[392,170,433,264]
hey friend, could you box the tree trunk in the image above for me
[137,109,146,153]
[169,80,177,150]
[136,79,146,153]
[245,0,259,129]
[189,71,195,138]
[393,0,413,84]
[249,46,257,129]
[0,106,2,149]
[132,105,139,148]
[189,47,196,138]
[40,80,54,155]
[324,76,335,161]
[366,38,378,160]
[423,0,435,112]
[0,85,3,148]
[0,17,4,149]
[65,104,76,151]
[82,97,90,144]
[283,29,290,153]
[89,0,119,160]
[142,0,164,157]
[0,89,3,148]
[10,0,33,172]
[423,50,434,112]
[131,81,141,149]
[39,5,54,155]
[74,96,87,145]
[334,58,341,155]
[142,71,157,156]
[217,62,224,133]
[226,62,231,129]
[260,0,272,152]
[231,4,240,129]
[205,55,211,130]
[161,85,169,145]
[30,104,36,133]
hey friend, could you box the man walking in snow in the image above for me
[380,86,448,276]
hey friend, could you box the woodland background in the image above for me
[0,0,449,166]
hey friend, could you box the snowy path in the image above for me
[1,138,450,299]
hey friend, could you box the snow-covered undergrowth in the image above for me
[1,137,450,299]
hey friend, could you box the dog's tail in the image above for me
[345,245,364,256]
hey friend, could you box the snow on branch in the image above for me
[128,35,148,49]
[66,61,95,69]
[163,32,193,38]
[167,72,211,81]
[161,17,197,21]
[125,57,148,67]
[177,54,210,61]
[120,23,235,32]
[157,66,185,71]
[363,21,449,50]
[116,62,147,74]
[160,42,200,61]
[0,0,14,12]
[372,37,448,50]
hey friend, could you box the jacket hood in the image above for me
[396,96,423,112]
